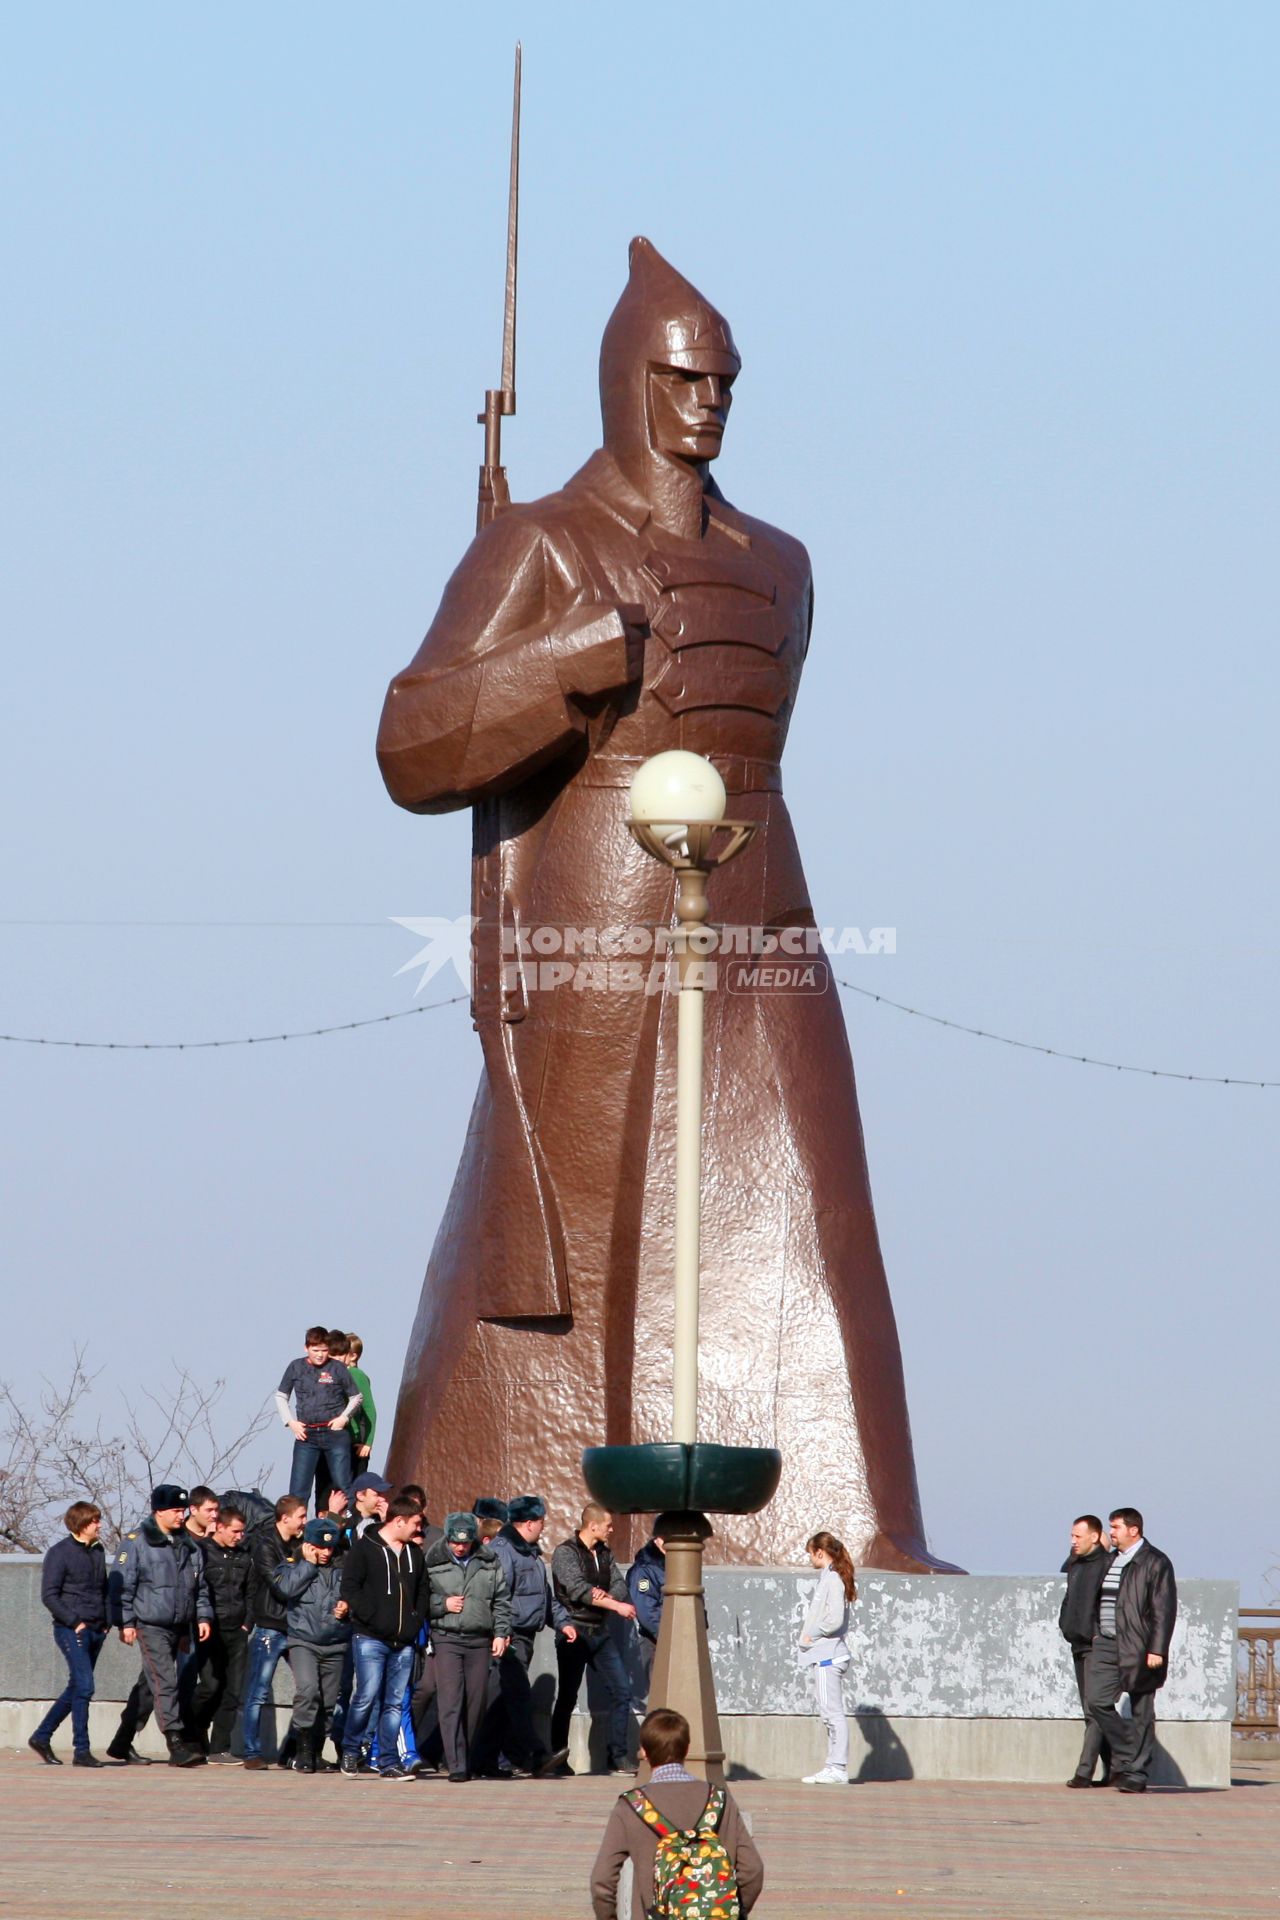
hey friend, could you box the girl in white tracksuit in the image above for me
[797,1528,857,1784]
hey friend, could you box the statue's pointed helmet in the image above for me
[599,236,741,461]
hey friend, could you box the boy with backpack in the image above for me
[588,1707,763,1920]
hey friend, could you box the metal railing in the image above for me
[1236,1609,1280,1736]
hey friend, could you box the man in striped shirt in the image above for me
[1084,1507,1178,1793]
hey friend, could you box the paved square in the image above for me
[4,1751,1277,1917]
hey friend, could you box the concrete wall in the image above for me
[699,1570,1237,1722]
[0,1559,1236,1785]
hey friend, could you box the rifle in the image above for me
[476,42,521,532]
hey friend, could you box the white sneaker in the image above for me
[802,1765,849,1785]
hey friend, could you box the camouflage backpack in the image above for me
[624,1785,741,1920]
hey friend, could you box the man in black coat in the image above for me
[184,1505,251,1760]
[1058,1514,1112,1787]
[240,1494,306,1769]
[1084,1507,1178,1793]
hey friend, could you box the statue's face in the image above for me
[646,362,734,464]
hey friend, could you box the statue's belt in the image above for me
[577,753,782,794]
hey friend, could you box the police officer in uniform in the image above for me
[107,1484,212,1767]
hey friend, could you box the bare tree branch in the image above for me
[0,1346,275,1551]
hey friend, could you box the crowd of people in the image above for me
[25,1328,704,1791]
[24,1324,1181,1913]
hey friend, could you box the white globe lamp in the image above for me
[629,750,727,832]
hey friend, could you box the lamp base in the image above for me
[641,1514,724,1785]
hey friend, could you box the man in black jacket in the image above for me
[1058,1514,1112,1788]
[184,1505,251,1761]
[240,1494,306,1769]
[30,1501,110,1766]
[1085,1507,1178,1794]
[550,1503,638,1775]
[338,1495,429,1780]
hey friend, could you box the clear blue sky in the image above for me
[3,4,1277,1595]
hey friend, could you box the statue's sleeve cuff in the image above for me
[547,605,632,700]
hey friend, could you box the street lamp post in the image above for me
[627,753,756,1450]
[582,750,781,1781]
[628,753,755,1781]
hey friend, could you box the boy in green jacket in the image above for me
[336,1332,376,1465]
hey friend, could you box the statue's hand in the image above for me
[550,603,646,700]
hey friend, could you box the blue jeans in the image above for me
[552,1624,635,1766]
[240,1627,289,1758]
[289,1426,353,1507]
[342,1635,415,1771]
[369,1653,420,1770]
[33,1626,106,1754]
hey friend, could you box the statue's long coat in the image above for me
[378,447,940,1567]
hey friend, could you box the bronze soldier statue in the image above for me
[377,237,953,1569]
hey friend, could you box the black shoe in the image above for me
[292,1753,316,1773]
[607,1760,637,1776]
[1115,1776,1147,1793]
[447,1770,469,1783]
[379,1765,416,1781]
[1066,1775,1093,1788]
[167,1742,205,1769]
[533,1746,571,1780]
[106,1743,153,1765]
[339,1752,360,1777]
[29,1737,61,1766]
[73,1752,108,1768]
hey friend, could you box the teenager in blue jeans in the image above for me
[240,1495,306,1768]
[30,1501,110,1766]
[275,1326,362,1511]
[338,1498,428,1780]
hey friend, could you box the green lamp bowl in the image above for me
[582,1442,781,1517]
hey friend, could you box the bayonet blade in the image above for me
[501,42,520,412]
